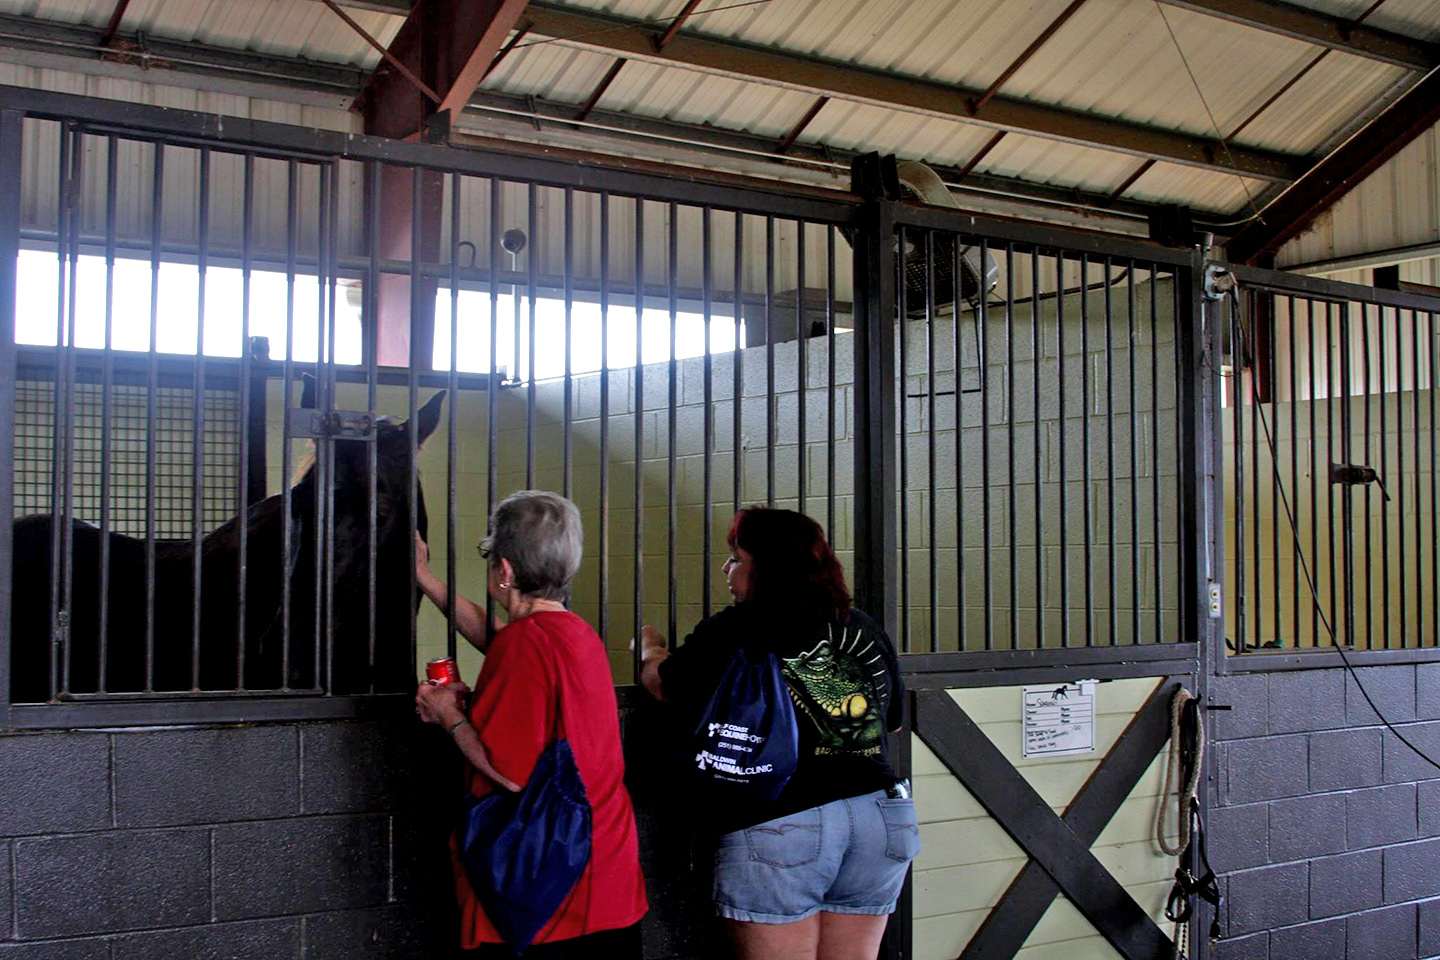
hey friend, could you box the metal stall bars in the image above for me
[0,83,859,728]
[1223,263,1440,657]
[882,201,1198,659]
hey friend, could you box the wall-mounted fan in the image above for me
[893,161,999,319]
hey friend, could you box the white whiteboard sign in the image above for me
[1022,682,1097,758]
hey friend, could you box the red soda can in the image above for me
[426,656,460,686]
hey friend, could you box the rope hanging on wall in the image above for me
[1157,687,1221,956]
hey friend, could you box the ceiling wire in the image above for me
[1151,1,1266,226]
[504,0,775,55]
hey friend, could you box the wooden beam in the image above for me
[972,0,1090,112]
[1225,66,1440,264]
[520,1,1306,182]
[1156,0,1438,70]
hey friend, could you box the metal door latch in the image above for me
[1330,462,1391,501]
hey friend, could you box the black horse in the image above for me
[10,388,445,702]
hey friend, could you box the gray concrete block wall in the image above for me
[0,720,457,959]
[0,713,710,959]
[1207,663,1440,959]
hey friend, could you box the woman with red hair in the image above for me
[639,507,918,960]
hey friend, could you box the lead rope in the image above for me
[1155,688,1201,856]
[1158,688,1221,958]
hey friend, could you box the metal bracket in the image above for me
[1202,263,1234,302]
[286,407,376,441]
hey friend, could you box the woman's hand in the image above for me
[639,625,667,661]
[415,680,465,726]
[638,625,669,701]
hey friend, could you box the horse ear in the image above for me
[300,373,317,410]
[416,390,446,446]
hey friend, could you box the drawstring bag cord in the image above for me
[1157,688,1221,957]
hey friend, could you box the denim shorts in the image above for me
[711,788,922,924]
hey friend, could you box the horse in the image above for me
[9,386,445,702]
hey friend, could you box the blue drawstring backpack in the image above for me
[457,657,591,954]
[691,645,799,803]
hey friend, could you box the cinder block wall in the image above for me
[0,706,719,959]
[1207,663,1440,958]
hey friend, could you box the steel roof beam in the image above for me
[520,1,1305,182]
[353,0,529,138]
[1155,0,1438,71]
[1224,65,1440,264]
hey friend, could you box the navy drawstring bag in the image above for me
[691,645,799,803]
[457,660,592,954]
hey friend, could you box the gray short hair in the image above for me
[482,491,583,602]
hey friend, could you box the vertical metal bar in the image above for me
[1400,306,1411,646]
[488,179,500,552]
[1104,257,1116,645]
[447,173,461,661]
[191,147,209,690]
[144,143,161,692]
[1252,292,1263,650]
[0,109,19,715]
[899,226,910,652]
[61,127,83,695]
[826,226,836,546]
[600,192,612,640]
[797,221,807,517]
[981,240,994,650]
[563,186,574,499]
[97,135,116,691]
[364,162,380,685]
[315,163,330,692]
[1233,286,1246,653]
[1308,299,1317,647]
[1080,253,1092,646]
[46,123,69,699]
[667,202,678,648]
[1126,260,1138,643]
[1288,296,1298,651]
[1326,302,1337,644]
[926,232,937,651]
[702,206,713,621]
[236,153,254,689]
[1361,303,1372,647]
[1150,265,1160,643]
[1429,310,1437,649]
[1414,307,1428,648]
[955,240,967,651]
[765,215,775,506]
[526,183,537,489]
[1339,303,1355,645]
[633,197,645,658]
[281,160,297,689]
[1034,248,1045,647]
[324,167,341,687]
[853,201,898,642]
[733,211,743,515]
[407,165,422,674]
[1378,303,1390,648]
[1058,252,1069,647]
[1268,295,1279,650]
[1007,243,1018,650]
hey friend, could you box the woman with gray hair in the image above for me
[414,490,647,957]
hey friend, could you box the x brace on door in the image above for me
[914,678,1187,960]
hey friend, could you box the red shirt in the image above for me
[450,610,647,948]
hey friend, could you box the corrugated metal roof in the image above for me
[0,0,401,67]
[0,0,1430,220]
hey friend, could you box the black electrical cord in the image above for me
[1229,285,1440,774]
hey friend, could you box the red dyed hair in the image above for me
[727,506,852,621]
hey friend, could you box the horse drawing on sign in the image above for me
[9,387,446,702]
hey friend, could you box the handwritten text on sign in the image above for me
[1021,682,1096,758]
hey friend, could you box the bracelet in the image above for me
[447,716,469,737]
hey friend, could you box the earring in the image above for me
[498,580,510,590]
